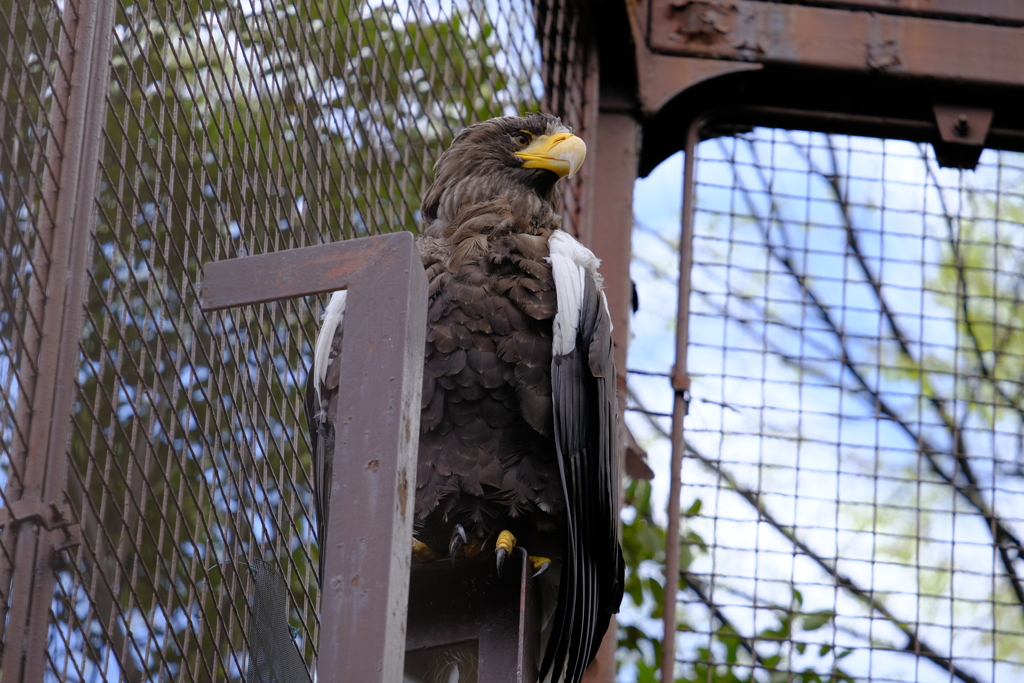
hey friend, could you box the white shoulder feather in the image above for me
[547,230,606,356]
[313,289,347,412]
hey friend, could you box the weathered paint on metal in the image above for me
[201,231,427,683]
[646,0,1024,93]
[769,0,1024,24]
[585,112,639,397]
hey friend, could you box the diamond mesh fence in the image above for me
[627,131,1024,682]
[2,1,592,680]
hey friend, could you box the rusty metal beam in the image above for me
[579,107,640,683]
[648,0,1024,90]
[764,0,1024,24]
[201,230,427,683]
[583,111,638,401]
[625,0,1024,147]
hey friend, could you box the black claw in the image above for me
[448,524,467,567]
[532,561,551,579]
[496,548,507,575]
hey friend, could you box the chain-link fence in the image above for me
[627,130,1024,682]
[1,1,592,680]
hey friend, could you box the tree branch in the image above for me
[919,151,1024,426]
[679,570,762,668]
[726,136,1024,609]
[627,389,985,683]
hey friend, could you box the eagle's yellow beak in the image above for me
[515,132,586,179]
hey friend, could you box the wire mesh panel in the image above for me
[626,131,1024,682]
[0,0,69,646]
[12,0,595,681]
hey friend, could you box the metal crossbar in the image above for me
[201,232,426,683]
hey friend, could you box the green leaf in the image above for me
[684,498,702,517]
[802,610,835,632]
[649,578,665,619]
[685,530,708,553]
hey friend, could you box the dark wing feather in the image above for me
[543,272,624,683]
[304,311,343,583]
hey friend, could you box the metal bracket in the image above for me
[0,498,82,562]
[671,367,691,415]
[55,524,82,553]
[933,105,993,169]
[0,497,73,532]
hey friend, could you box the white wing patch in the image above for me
[313,289,347,414]
[547,230,605,356]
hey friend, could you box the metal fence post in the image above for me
[0,0,116,679]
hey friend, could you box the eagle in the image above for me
[306,113,624,683]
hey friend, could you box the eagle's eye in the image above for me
[512,131,533,147]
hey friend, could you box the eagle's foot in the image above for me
[448,524,468,567]
[495,530,517,575]
[528,555,551,578]
[412,538,437,563]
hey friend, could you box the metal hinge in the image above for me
[933,105,993,170]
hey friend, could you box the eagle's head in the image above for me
[421,113,586,229]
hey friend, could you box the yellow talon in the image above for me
[495,530,517,575]
[496,530,517,553]
[528,555,552,577]
[412,538,437,563]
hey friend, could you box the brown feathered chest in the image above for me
[415,214,565,553]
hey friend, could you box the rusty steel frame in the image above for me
[406,549,540,683]
[685,103,1021,168]
[0,0,117,679]
[646,0,1024,87]
[764,0,1024,23]
[201,231,427,683]
[578,107,640,683]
